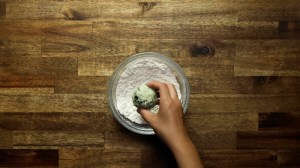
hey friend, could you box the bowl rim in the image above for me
[108,52,190,135]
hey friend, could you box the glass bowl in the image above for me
[108,52,190,135]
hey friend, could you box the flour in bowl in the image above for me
[116,59,181,124]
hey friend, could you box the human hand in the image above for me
[137,81,188,148]
[138,81,203,168]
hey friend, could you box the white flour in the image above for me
[116,59,181,124]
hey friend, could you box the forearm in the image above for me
[142,82,204,167]
[169,135,204,168]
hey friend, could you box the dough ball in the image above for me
[132,84,157,108]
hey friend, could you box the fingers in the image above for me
[137,108,156,123]
[166,83,178,99]
[147,81,171,100]
[146,80,162,89]
[147,81,178,100]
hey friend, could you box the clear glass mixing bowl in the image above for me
[108,52,190,135]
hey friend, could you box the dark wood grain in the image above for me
[6,0,63,20]
[1,0,300,167]
[0,94,107,112]
[141,147,177,168]
[0,112,106,131]
[0,75,54,88]
[0,88,53,94]
[2,40,41,57]
[55,76,108,94]
[0,130,13,149]
[104,114,160,150]
[238,0,300,21]
[188,94,300,113]
[200,150,277,168]
[0,39,7,57]
[93,19,280,40]
[0,21,43,42]
[76,39,235,77]
[60,148,140,168]
[78,56,128,76]
[43,39,234,59]
[0,57,78,76]
[0,149,58,167]
[41,20,93,57]
[278,150,300,167]
[259,112,300,131]
[185,113,258,131]
[235,40,300,76]
[237,131,300,150]
[188,131,236,150]
[279,21,300,39]
[189,76,300,94]
[5,1,237,21]
[79,56,234,77]
[13,131,104,148]
[0,20,92,43]
[0,1,5,20]
[59,148,105,168]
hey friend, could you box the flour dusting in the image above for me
[116,59,181,124]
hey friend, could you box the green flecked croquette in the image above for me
[132,84,157,108]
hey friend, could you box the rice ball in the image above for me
[132,84,157,108]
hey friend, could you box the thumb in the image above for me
[137,108,156,124]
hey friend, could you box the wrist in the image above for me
[167,132,191,152]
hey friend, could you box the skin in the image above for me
[137,81,204,168]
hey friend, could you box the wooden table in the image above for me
[0,0,300,167]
